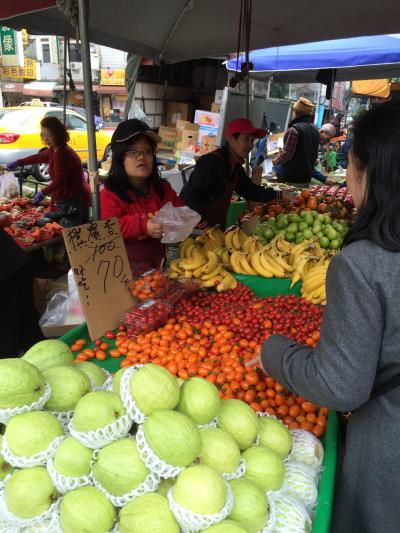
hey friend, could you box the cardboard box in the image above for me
[195,110,220,128]
[158,126,177,151]
[167,101,190,127]
[211,102,221,113]
[267,133,285,154]
[199,134,217,155]
[180,129,198,151]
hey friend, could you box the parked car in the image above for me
[0,105,112,181]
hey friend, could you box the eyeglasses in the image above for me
[125,148,154,159]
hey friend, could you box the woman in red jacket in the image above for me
[100,119,183,274]
[8,116,90,227]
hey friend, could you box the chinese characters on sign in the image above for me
[0,57,36,79]
[0,27,16,55]
[62,219,134,340]
[0,27,24,67]
[100,68,125,86]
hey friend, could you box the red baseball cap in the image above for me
[225,118,266,139]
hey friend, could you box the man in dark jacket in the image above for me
[272,97,319,186]
[180,118,280,228]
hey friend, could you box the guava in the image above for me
[243,445,284,492]
[22,339,73,371]
[0,358,45,408]
[5,467,58,519]
[157,477,175,497]
[75,361,107,387]
[199,427,241,474]
[284,461,318,511]
[131,364,180,415]
[143,410,201,467]
[43,365,91,412]
[53,437,92,477]
[5,411,63,457]
[173,464,227,514]
[228,478,268,533]
[112,367,127,395]
[60,486,116,533]
[93,438,149,496]
[269,491,312,532]
[177,377,221,424]
[203,520,248,533]
[71,391,126,433]
[258,416,292,459]
[217,399,259,450]
[119,493,179,533]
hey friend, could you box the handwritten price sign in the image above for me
[62,218,135,340]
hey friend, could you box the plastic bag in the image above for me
[67,269,84,322]
[121,300,173,338]
[39,291,69,327]
[130,104,148,123]
[0,171,19,199]
[152,202,201,243]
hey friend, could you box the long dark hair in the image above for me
[105,135,164,203]
[343,103,400,251]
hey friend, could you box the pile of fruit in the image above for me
[172,224,337,303]
[252,185,354,221]
[0,339,326,532]
[0,197,62,246]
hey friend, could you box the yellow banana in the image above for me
[262,251,286,278]
[230,251,245,274]
[238,253,258,276]
[238,228,248,246]
[201,263,223,280]
[258,251,277,278]
[232,229,242,251]
[183,270,193,279]
[217,271,238,292]
[221,249,231,267]
[201,275,223,288]
[170,259,183,273]
[201,251,220,275]
[242,236,257,253]
[224,230,235,250]
[206,226,226,247]
[250,251,273,278]
[272,251,294,273]
[179,251,207,271]
[290,255,310,287]
[169,271,180,279]
[179,238,194,258]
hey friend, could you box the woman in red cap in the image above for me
[180,118,280,229]
[100,119,183,275]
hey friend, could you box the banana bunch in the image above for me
[301,257,331,304]
[171,239,237,292]
[224,227,248,251]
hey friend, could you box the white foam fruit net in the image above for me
[1,434,64,469]
[93,370,114,392]
[0,488,60,531]
[222,458,246,481]
[0,382,52,425]
[47,456,94,495]
[47,410,73,433]
[167,484,234,533]
[282,461,319,513]
[135,425,182,479]
[288,429,324,470]
[266,490,312,533]
[197,417,218,430]
[68,413,132,450]
[258,491,277,533]
[92,447,159,507]
[119,365,147,424]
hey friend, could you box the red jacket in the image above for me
[17,145,90,209]
[100,180,183,271]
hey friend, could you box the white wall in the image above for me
[99,46,127,70]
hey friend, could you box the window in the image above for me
[69,43,82,63]
[45,111,64,121]
[67,113,87,131]
[42,44,51,63]
[0,110,34,128]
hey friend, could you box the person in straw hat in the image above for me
[272,96,320,187]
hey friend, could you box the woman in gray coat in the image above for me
[261,103,400,533]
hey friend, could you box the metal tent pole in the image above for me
[78,0,100,220]
[62,37,68,125]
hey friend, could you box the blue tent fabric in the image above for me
[227,35,400,82]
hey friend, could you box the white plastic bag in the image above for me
[39,291,69,327]
[152,202,201,243]
[0,171,19,198]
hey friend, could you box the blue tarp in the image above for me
[227,35,400,82]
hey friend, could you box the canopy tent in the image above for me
[2,1,400,64]
[226,34,400,83]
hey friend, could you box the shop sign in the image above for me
[0,57,37,79]
[100,68,125,86]
[62,218,135,340]
[0,27,24,66]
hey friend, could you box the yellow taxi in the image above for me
[0,102,113,181]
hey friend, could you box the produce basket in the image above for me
[60,277,338,533]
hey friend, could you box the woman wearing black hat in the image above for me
[100,119,184,275]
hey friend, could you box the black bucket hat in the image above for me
[111,119,162,145]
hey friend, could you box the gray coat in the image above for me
[262,239,400,533]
